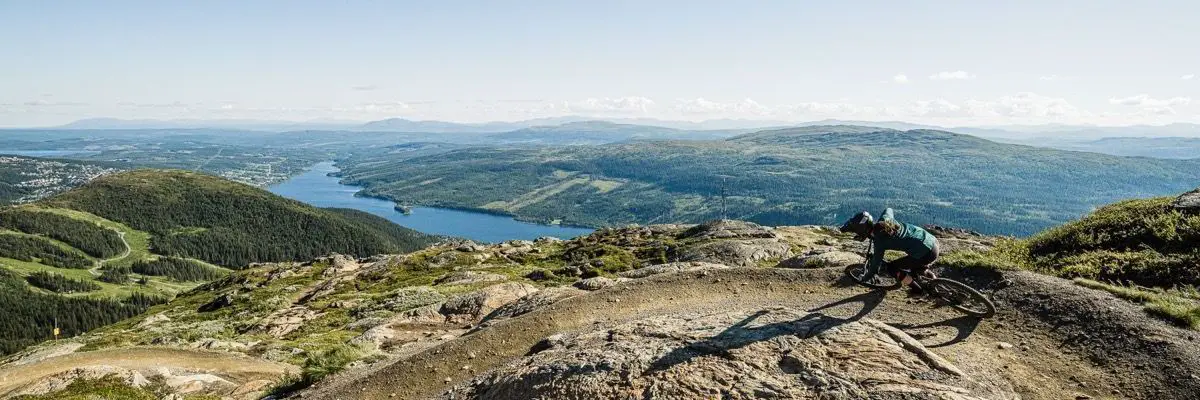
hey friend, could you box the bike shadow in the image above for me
[642,290,888,376]
[891,316,983,348]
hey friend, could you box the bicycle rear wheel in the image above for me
[927,278,996,318]
[845,264,901,290]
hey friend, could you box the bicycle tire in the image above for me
[844,264,902,290]
[927,278,996,318]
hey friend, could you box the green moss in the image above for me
[1073,278,1200,329]
[1025,197,1200,287]
[9,375,161,400]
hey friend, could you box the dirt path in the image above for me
[89,230,130,277]
[307,266,1200,400]
[0,347,297,397]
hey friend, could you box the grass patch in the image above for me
[268,344,363,396]
[1073,278,1200,329]
[1024,197,1200,287]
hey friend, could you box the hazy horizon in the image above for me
[3,0,1198,127]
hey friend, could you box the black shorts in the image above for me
[885,242,940,277]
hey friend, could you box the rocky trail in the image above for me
[0,347,297,398]
[307,265,1200,399]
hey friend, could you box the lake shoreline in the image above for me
[269,162,594,243]
[328,161,600,230]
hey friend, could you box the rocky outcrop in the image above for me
[1172,187,1200,212]
[678,219,779,240]
[443,308,1014,399]
[257,306,320,338]
[777,251,865,269]
[478,287,586,326]
[136,312,171,329]
[572,276,630,291]
[9,365,149,397]
[434,271,508,286]
[618,261,730,279]
[676,239,792,267]
[440,283,540,324]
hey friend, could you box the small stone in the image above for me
[1075,395,1092,400]
[997,342,1013,350]
[462,365,471,370]
[445,377,453,383]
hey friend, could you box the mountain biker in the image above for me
[839,208,940,293]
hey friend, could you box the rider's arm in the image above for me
[867,238,885,272]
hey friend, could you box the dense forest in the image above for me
[25,271,101,293]
[0,234,92,269]
[0,269,165,356]
[0,209,125,258]
[339,126,1200,236]
[98,265,131,284]
[131,257,226,281]
[46,170,437,266]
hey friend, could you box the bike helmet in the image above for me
[839,211,874,239]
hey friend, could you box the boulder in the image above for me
[198,293,235,312]
[776,251,865,269]
[573,277,630,291]
[390,302,448,326]
[618,262,730,279]
[1172,187,1200,212]
[441,308,1013,400]
[440,283,540,324]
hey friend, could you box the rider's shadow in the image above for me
[642,290,888,376]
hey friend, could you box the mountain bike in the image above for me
[845,242,996,318]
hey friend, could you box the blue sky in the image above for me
[1,0,1197,126]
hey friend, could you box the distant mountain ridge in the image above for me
[337,125,1200,236]
[48,117,1200,140]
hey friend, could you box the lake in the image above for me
[269,162,594,243]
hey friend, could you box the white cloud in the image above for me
[21,100,88,107]
[1108,94,1191,115]
[673,98,769,115]
[966,92,1085,118]
[929,71,975,81]
[1183,74,1196,80]
[905,99,962,117]
[892,74,909,84]
[566,96,655,114]
[1108,94,1191,107]
[351,85,381,91]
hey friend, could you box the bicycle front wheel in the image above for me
[845,264,901,290]
[928,278,996,318]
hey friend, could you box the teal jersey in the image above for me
[867,208,939,272]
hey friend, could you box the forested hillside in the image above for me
[0,269,164,355]
[0,169,440,356]
[338,126,1200,235]
[46,170,438,266]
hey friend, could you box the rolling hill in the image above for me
[0,169,439,356]
[337,125,1200,235]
